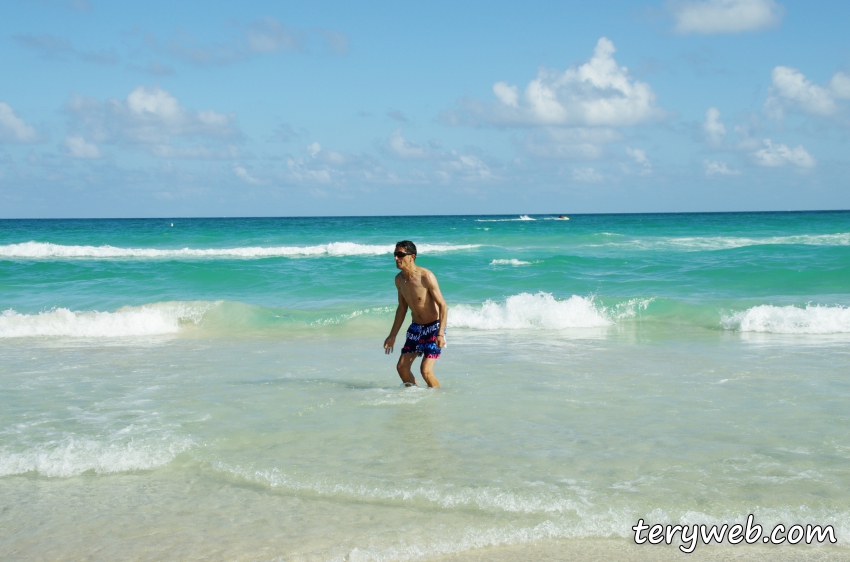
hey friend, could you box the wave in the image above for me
[219,461,594,515]
[722,304,850,334]
[0,435,193,478]
[476,215,536,222]
[490,259,531,266]
[600,233,850,252]
[449,293,652,330]
[1,295,658,338]
[0,241,480,260]
[0,301,215,338]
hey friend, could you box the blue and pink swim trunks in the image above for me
[401,320,443,359]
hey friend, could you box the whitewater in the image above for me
[2,212,849,561]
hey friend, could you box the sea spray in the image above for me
[0,435,194,478]
[0,241,481,260]
[721,304,850,334]
[0,301,216,338]
[448,292,647,329]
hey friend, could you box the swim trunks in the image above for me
[401,320,443,359]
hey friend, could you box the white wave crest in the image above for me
[0,241,480,260]
[476,215,536,222]
[490,259,531,266]
[722,304,850,334]
[601,233,850,252]
[449,293,613,330]
[0,301,216,338]
[0,435,193,478]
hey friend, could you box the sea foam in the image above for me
[0,241,480,260]
[0,435,193,477]
[476,215,536,222]
[490,259,531,266]
[449,293,649,330]
[0,301,215,338]
[601,233,850,252]
[722,304,850,334]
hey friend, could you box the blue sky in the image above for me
[1,0,848,217]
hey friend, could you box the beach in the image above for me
[2,213,849,560]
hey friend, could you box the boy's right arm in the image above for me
[384,284,408,353]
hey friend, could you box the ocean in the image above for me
[1,212,849,561]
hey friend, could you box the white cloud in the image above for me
[0,102,39,143]
[305,142,350,165]
[572,167,603,183]
[64,136,101,158]
[15,34,118,65]
[703,107,726,146]
[671,0,783,34]
[382,130,498,182]
[753,139,815,168]
[446,38,663,127]
[436,152,494,182]
[387,129,430,159]
[626,147,652,175]
[523,127,622,160]
[765,66,850,118]
[233,164,261,184]
[65,86,240,158]
[704,160,741,176]
[151,17,348,66]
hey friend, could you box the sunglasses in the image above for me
[393,250,414,258]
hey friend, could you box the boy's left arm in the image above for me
[425,271,448,347]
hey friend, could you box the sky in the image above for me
[1,0,849,217]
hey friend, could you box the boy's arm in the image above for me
[384,281,408,353]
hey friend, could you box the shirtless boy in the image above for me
[383,240,447,388]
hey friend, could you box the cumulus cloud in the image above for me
[387,129,430,160]
[65,85,240,158]
[753,139,815,167]
[64,136,101,158]
[444,38,663,128]
[765,66,850,118]
[233,164,261,184]
[280,142,402,186]
[670,0,783,34]
[704,160,741,176]
[15,34,118,65]
[270,123,306,143]
[27,0,92,11]
[626,147,652,175]
[150,17,348,66]
[572,167,603,183]
[435,153,495,183]
[703,107,726,146]
[384,130,498,182]
[387,110,408,122]
[0,102,39,143]
[523,128,622,160]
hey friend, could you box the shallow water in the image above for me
[1,213,849,560]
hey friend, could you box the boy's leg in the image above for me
[396,353,418,386]
[419,357,440,388]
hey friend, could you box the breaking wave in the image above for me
[490,259,531,266]
[0,435,193,478]
[476,215,536,222]
[0,241,480,260]
[722,304,850,334]
[0,301,215,338]
[599,233,850,252]
[449,293,652,330]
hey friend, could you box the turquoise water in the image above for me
[1,212,849,560]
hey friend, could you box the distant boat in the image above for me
[557,215,570,220]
